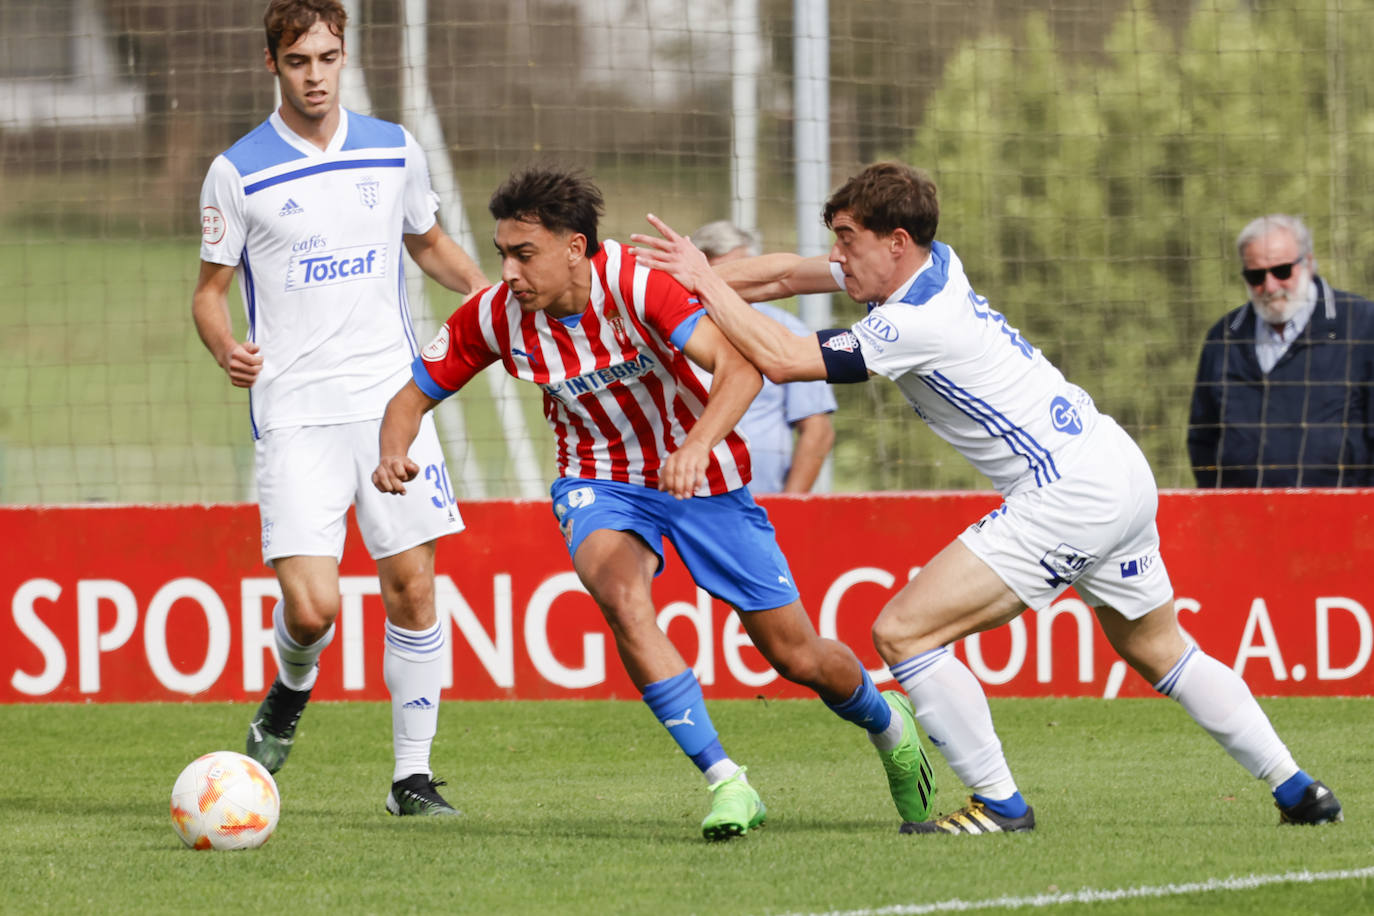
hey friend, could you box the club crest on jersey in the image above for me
[422,325,451,361]
[821,331,861,353]
[602,303,635,348]
[356,177,380,209]
[1038,542,1097,588]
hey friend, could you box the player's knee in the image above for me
[871,608,936,664]
[283,602,337,644]
[380,578,436,628]
[767,645,822,689]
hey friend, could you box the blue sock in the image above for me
[973,791,1029,819]
[642,669,726,773]
[1273,770,1314,809]
[824,668,892,733]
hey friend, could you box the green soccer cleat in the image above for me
[386,774,461,817]
[701,767,766,841]
[245,677,312,775]
[875,689,936,823]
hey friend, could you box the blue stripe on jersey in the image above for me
[340,112,406,150]
[892,240,951,310]
[411,355,453,399]
[242,157,405,196]
[921,370,1060,485]
[396,252,418,355]
[668,307,706,350]
[223,120,307,177]
[242,247,261,440]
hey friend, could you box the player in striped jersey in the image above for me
[191,0,486,817]
[634,161,1343,834]
[372,165,936,840]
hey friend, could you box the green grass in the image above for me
[0,698,1370,914]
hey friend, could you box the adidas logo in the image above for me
[402,696,434,709]
[278,197,304,216]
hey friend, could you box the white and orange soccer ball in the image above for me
[169,751,280,850]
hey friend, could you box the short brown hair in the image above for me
[264,0,346,61]
[823,162,939,246]
[489,165,605,257]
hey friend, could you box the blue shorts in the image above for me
[549,478,800,612]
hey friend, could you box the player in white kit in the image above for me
[190,0,485,816]
[633,161,1343,833]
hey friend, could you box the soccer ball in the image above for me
[169,751,280,850]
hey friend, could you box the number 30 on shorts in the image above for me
[424,462,455,508]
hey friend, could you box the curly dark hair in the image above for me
[264,0,346,62]
[823,162,939,246]
[489,166,605,257]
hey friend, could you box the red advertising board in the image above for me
[2,490,1370,703]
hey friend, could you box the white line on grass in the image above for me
[779,866,1374,916]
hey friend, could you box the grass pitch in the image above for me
[1,697,1369,915]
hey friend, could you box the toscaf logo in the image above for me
[284,242,388,291]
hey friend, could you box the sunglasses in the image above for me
[1241,258,1303,287]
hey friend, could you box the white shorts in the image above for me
[255,414,464,565]
[957,417,1173,619]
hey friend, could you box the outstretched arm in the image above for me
[633,214,829,384]
[373,380,443,495]
[712,252,839,304]
[404,223,488,295]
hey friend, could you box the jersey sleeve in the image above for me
[412,291,500,398]
[198,155,246,266]
[400,127,441,237]
[851,301,945,380]
[641,265,706,350]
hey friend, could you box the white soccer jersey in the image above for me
[414,240,753,496]
[199,109,439,438]
[833,243,1101,495]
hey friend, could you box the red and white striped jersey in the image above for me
[412,240,752,495]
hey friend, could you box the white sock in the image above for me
[1154,645,1298,782]
[703,760,743,786]
[384,619,445,783]
[892,646,1018,799]
[273,600,333,691]
[867,711,905,753]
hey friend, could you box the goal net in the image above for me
[3,0,1372,502]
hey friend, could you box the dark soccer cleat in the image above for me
[899,797,1035,835]
[245,677,312,775]
[1277,780,1343,825]
[386,774,461,817]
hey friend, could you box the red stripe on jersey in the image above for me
[579,294,664,478]
[431,240,750,494]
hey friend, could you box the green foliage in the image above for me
[868,0,1374,490]
[0,698,1370,914]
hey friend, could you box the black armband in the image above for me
[816,329,869,383]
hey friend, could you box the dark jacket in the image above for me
[1188,276,1374,487]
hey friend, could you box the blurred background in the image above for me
[3,0,1373,502]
